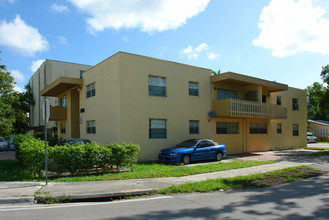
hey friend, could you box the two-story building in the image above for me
[36,52,307,161]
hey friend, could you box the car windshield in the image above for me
[176,140,198,148]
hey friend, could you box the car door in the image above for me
[193,141,210,160]
[204,141,217,159]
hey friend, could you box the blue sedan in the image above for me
[158,139,226,165]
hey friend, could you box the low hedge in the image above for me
[14,134,140,177]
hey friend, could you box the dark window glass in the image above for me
[149,76,166,97]
[87,120,96,134]
[277,96,282,105]
[277,123,282,134]
[149,119,166,139]
[293,124,299,136]
[189,82,199,96]
[292,98,298,110]
[189,120,199,134]
[216,122,239,134]
[86,83,95,98]
[60,123,66,134]
[262,95,266,103]
[217,89,237,100]
[250,123,267,134]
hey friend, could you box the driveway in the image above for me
[0,151,15,160]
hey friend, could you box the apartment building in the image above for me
[29,60,91,135]
[38,52,307,161]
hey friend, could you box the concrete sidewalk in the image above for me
[1,148,328,205]
[38,161,311,202]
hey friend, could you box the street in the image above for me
[1,172,328,220]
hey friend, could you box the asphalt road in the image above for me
[1,173,328,220]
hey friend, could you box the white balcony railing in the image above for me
[213,99,287,119]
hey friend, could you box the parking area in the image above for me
[307,142,329,148]
[0,151,15,160]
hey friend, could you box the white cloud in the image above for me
[195,43,208,52]
[57,35,68,45]
[0,15,49,56]
[69,0,210,33]
[0,0,15,5]
[207,52,218,60]
[10,70,24,83]
[14,85,23,93]
[253,0,329,57]
[30,59,45,73]
[181,43,218,60]
[50,4,70,13]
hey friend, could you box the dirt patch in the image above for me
[251,167,326,187]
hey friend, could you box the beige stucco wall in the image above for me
[79,54,121,144]
[79,52,212,161]
[30,60,91,133]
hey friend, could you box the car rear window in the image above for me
[176,140,198,148]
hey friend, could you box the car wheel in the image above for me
[216,152,223,161]
[182,155,191,165]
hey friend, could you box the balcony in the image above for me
[213,99,287,119]
[49,106,67,121]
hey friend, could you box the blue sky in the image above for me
[1,0,329,92]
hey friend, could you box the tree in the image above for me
[0,59,15,138]
[306,82,328,120]
[212,69,221,76]
[0,58,34,138]
[321,65,329,85]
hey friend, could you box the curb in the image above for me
[35,189,154,203]
[0,197,35,204]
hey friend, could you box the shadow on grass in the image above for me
[0,160,43,181]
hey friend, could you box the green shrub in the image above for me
[13,133,141,176]
[34,132,58,146]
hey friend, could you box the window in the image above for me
[292,98,298,110]
[250,123,267,134]
[189,82,199,96]
[315,128,328,136]
[80,70,85,79]
[86,82,95,98]
[216,122,239,134]
[60,123,66,134]
[60,97,66,107]
[292,124,299,136]
[87,120,96,134]
[189,120,199,134]
[198,141,215,148]
[149,76,166,97]
[149,119,166,139]
[217,89,237,100]
[277,123,282,134]
[277,96,282,105]
[262,95,266,103]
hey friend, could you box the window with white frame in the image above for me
[149,119,166,139]
[250,123,267,134]
[149,76,166,97]
[189,82,199,96]
[189,120,199,134]
[86,82,95,98]
[216,122,239,134]
[87,120,96,134]
[292,124,299,136]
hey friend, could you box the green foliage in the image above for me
[321,64,329,85]
[13,133,45,176]
[13,134,141,177]
[212,69,221,76]
[306,82,329,120]
[0,58,34,137]
[34,132,58,146]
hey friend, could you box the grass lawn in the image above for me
[0,160,276,182]
[158,166,326,194]
[311,151,329,157]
